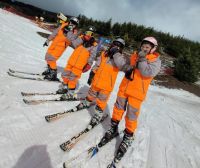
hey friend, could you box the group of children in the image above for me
[42,16,161,161]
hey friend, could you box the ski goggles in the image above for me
[69,20,78,26]
[85,31,94,37]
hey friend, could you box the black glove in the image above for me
[83,37,95,48]
[43,40,49,47]
[63,25,73,34]
[107,46,120,58]
[125,67,135,81]
[87,71,95,85]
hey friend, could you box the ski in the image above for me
[7,71,60,82]
[23,98,61,105]
[87,131,122,158]
[63,148,91,168]
[107,161,117,168]
[60,114,108,152]
[63,131,123,168]
[9,68,41,76]
[107,138,134,168]
[23,96,85,105]
[45,102,92,122]
[21,91,60,96]
[21,88,85,97]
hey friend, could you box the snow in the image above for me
[0,9,200,168]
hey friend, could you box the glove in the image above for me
[107,46,120,58]
[43,40,49,47]
[83,36,95,48]
[64,25,73,33]
[125,67,135,81]
[87,71,95,85]
[82,63,91,73]
[138,50,147,61]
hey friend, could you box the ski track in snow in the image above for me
[0,9,200,168]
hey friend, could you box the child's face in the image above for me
[141,43,152,53]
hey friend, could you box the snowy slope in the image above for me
[0,9,200,168]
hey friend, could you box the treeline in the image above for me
[1,0,199,83]
[78,15,200,83]
[0,0,57,22]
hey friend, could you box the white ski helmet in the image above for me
[113,38,125,48]
[69,17,79,25]
[88,26,96,32]
[141,37,158,53]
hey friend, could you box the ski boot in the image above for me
[76,98,91,110]
[56,84,68,94]
[44,69,59,81]
[98,119,119,147]
[114,129,134,163]
[60,89,77,101]
[42,65,51,75]
[89,106,104,128]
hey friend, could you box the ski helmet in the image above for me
[69,17,79,25]
[88,26,96,32]
[141,37,158,53]
[113,38,125,48]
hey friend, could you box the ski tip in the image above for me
[23,99,29,104]
[63,162,66,168]
[7,71,12,75]
[8,68,14,73]
[60,144,66,151]
[21,92,26,96]
[60,143,71,152]
[45,116,51,122]
[107,161,116,168]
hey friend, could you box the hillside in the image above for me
[0,8,200,168]
[1,0,200,96]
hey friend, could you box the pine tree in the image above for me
[175,47,200,82]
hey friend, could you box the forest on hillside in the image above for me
[1,0,200,83]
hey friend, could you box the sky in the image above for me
[16,0,200,42]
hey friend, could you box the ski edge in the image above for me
[60,114,109,152]
[7,71,61,82]
[9,68,41,75]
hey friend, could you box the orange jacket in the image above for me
[92,52,120,92]
[119,52,160,100]
[47,23,71,58]
[67,45,91,70]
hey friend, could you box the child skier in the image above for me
[104,37,161,164]
[69,38,131,127]
[42,17,81,81]
[56,26,98,96]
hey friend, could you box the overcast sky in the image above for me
[16,0,200,42]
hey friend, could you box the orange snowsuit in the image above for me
[87,51,126,110]
[112,52,161,133]
[62,42,98,89]
[45,23,80,69]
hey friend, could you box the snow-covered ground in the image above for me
[0,9,200,168]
